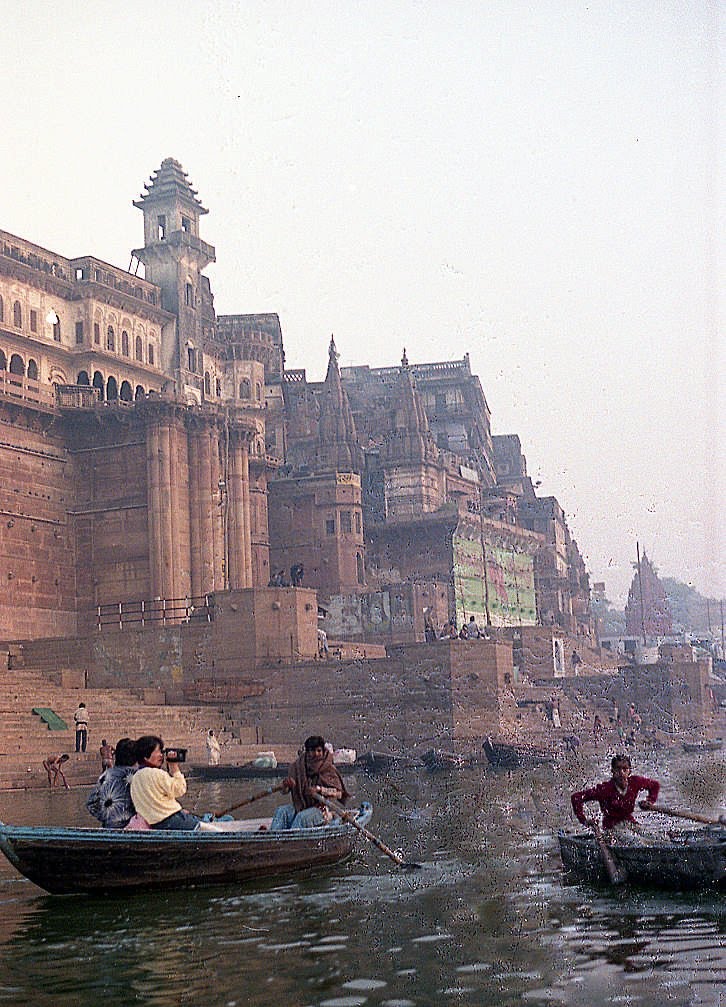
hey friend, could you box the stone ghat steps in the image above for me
[0,668,270,790]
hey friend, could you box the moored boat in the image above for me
[0,803,373,895]
[482,736,554,770]
[558,827,726,890]
[681,739,723,754]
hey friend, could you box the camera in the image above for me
[164,747,187,763]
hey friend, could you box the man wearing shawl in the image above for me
[270,735,349,830]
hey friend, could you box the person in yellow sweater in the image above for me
[130,736,201,831]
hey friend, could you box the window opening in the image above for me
[75,321,84,344]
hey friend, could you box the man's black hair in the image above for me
[304,735,326,752]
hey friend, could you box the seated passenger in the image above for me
[270,735,350,831]
[130,735,200,831]
[86,737,137,829]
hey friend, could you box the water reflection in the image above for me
[0,760,723,1006]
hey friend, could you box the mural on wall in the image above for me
[453,533,537,628]
[486,546,537,626]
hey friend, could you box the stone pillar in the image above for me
[227,428,251,589]
[209,424,225,590]
[146,408,191,607]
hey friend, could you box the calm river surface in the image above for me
[0,752,723,1007]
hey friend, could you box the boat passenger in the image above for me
[270,735,350,831]
[86,737,137,829]
[571,754,659,842]
[130,735,201,832]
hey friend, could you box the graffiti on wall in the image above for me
[453,534,537,628]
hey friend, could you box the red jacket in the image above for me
[571,775,660,830]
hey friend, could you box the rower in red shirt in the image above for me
[571,754,660,837]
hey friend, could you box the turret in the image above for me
[133,158,216,399]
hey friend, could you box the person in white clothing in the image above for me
[206,729,221,766]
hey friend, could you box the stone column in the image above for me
[226,427,254,589]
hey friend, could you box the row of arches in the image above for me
[75,371,147,403]
[0,349,39,380]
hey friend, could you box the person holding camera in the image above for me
[130,735,200,831]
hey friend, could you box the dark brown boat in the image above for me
[482,736,554,770]
[558,827,726,890]
[0,804,373,895]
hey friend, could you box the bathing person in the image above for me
[129,735,200,831]
[43,753,70,789]
[270,735,349,830]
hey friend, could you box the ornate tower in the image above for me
[316,336,362,473]
[133,158,216,399]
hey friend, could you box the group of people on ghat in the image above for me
[85,732,348,833]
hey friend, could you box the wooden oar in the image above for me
[590,821,626,885]
[215,782,286,818]
[316,794,422,870]
[639,802,726,826]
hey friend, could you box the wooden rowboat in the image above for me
[482,736,554,770]
[558,827,726,890]
[681,739,723,753]
[0,804,373,895]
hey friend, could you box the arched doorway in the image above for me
[76,370,90,385]
[119,380,133,402]
[135,385,145,401]
[26,359,39,380]
[9,354,24,376]
[92,371,105,400]
[106,375,118,401]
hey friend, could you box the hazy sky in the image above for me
[3,1,722,604]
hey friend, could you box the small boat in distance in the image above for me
[0,804,373,895]
[482,736,554,770]
[681,739,723,754]
[558,827,726,890]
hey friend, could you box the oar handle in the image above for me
[316,794,405,866]
[216,782,286,818]
[640,802,726,826]
[590,821,626,885]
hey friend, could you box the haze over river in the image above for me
[0,751,723,1007]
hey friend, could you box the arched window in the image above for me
[215,378,221,397]
[106,326,115,351]
[255,382,261,401]
[135,335,143,361]
[52,315,61,342]
[106,375,118,401]
[204,371,211,396]
[148,344,155,366]
[185,282,194,307]
[0,295,4,322]
[9,354,24,375]
[356,553,365,585]
[77,371,90,385]
[94,322,100,345]
[13,301,22,328]
[26,359,38,380]
[0,350,6,370]
[92,371,105,401]
[187,346,195,371]
[121,330,129,356]
[119,380,133,402]
[239,378,250,399]
[135,384,145,401]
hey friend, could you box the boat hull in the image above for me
[558,829,726,890]
[482,737,553,770]
[0,806,373,895]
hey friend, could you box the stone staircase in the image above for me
[0,667,277,791]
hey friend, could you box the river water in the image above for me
[0,751,723,1007]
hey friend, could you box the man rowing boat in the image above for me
[270,735,350,830]
[571,753,660,843]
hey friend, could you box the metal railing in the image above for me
[96,595,214,630]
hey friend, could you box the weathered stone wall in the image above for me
[0,403,77,638]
